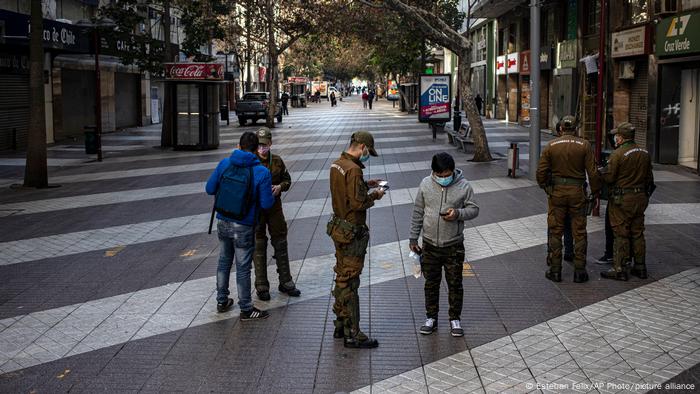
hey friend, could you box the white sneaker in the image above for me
[419,318,437,335]
[450,320,464,337]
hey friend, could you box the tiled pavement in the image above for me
[0,96,699,393]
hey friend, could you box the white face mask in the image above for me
[258,145,270,155]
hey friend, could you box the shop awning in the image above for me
[470,0,525,18]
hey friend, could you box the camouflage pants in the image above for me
[332,228,369,339]
[421,242,465,321]
[254,204,292,292]
[547,186,588,271]
[608,193,648,272]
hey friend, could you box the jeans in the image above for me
[216,220,255,311]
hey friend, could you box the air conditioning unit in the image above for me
[656,0,678,16]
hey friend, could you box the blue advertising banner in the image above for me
[418,74,451,123]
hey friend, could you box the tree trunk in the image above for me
[24,0,48,188]
[160,0,173,148]
[265,0,277,128]
[458,51,492,162]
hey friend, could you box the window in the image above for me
[498,28,505,56]
[586,0,601,35]
[624,0,648,25]
[522,19,530,50]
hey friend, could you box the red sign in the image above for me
[288,76,308,84]
[164,63,223,80]
[520,51,531,75]
[258,66,267,82]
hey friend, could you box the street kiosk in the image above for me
[164,63,224,150]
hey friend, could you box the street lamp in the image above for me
[76,17,116,162]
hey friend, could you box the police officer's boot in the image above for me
[253,238,271,301]
[333,320,345,339]
[630,256,647,279]
[272,239,301,297]
[343,279,378,349]
[601,268,629,281]
[573,269,589,283]
[545,269,562,283]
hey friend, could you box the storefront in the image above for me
[0,9,88,149]
[495,52,519,122]
[518,47,553,129]
[655,11,700,173]
[551,39,578,129]
[610,25,651,149]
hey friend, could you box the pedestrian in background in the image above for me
[281,91,290,115]
[253,127,301,301]
[536,115,600,283]
[410,152,479,337]
[327,131,385,348]
[206,132,275,320]
[367,90,375,110]
[475,94,483,116]
[362,91,368,109]
[331,91,337,107]
[599,123,655,281]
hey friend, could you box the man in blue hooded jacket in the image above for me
[206,131,275,320]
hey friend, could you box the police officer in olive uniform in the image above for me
[327,131,385,348]
[254,127,301,300]
[599,123,654,281]
[536,115,601,283]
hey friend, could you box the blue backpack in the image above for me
[208,163,255,233]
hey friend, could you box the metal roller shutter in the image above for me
[0,74,30,150]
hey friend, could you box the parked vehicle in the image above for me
[236,92,283,126]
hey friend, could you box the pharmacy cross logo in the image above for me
[667,15,691,37]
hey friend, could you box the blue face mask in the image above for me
[359,148,370,162]
[434,174,453,187]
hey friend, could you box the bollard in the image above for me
[507,142,519,178]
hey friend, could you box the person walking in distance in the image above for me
[409,152,479,337]
[206,132,275,320]
[599,123,655,281]
[536,115,601,283]
[253,127,301,301]
[281,91,290,115]
[327,131,385,348]
[367,90,375,110]
[362,90,368,109]
[475,94,484,116]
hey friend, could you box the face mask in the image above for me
[359,147,370,162]
[614,136,623,148]
[434,174,453,187]
[258,146,270,155]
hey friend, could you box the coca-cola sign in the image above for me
[165,63,224,80]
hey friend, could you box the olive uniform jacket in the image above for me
[536,133,602,194]
[257,153,291,211]
[329,152,379,227]
[601,142,654,190]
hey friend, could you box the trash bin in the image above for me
[220,104,229,121]
[84,125,98,154]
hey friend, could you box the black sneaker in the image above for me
[597,254,613,264]
[240,307,270,321]
[216,298,234,313]
[419,318,437,335]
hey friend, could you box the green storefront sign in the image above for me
[657,11,700,57]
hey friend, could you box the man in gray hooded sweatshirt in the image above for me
[409,152,479,337]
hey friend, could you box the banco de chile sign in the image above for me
[657,12,700,57]
[419,74,452,123]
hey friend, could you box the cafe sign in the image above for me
[657,11,700,57]
[612,26,648,58]
[520,47,554,75]
[165,63,224,81]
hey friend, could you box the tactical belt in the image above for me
[552,177,585,186]
[614,187,645,195]
[329,214,365,232]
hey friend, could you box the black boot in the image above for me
[279,283,301,297]
[601,269,628,281]
[630,266,647,279]
[573,269,589,283]
[344,336,379,349]
[545,269,562,283]
[333,327,344,339]
[257,290,270,301]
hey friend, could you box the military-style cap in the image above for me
[561,115,577,131]
[257,127,272,144]
[351,131,378,156]
[610,122,635,139]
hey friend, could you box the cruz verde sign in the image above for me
[657,11,700,57]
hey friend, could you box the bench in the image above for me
[448,123,472,151]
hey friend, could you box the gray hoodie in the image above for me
[409,169,479,247]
